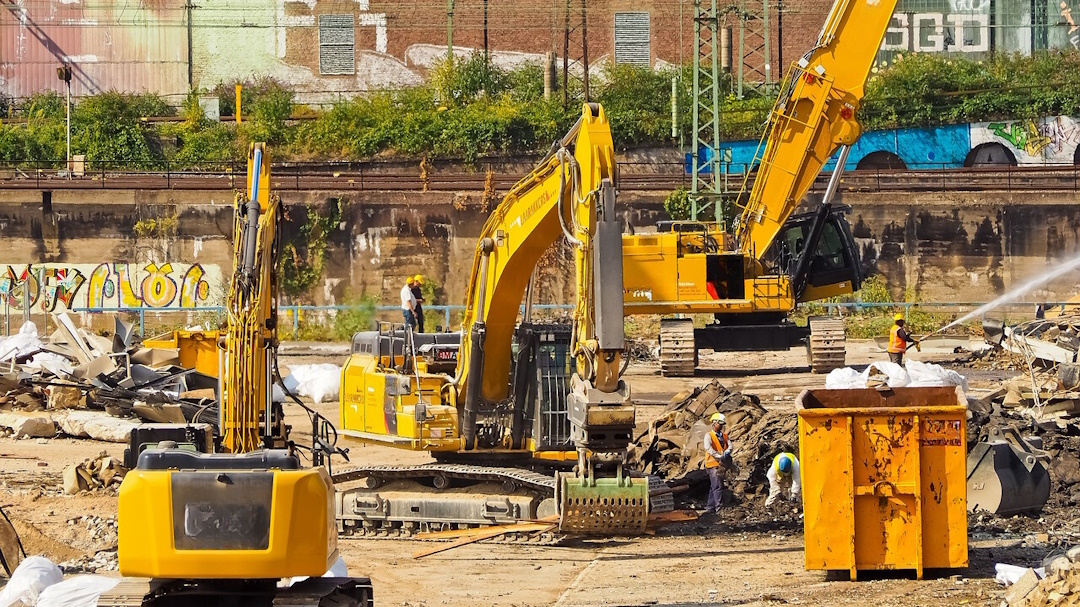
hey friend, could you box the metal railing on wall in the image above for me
[2,300,1055,340]
[4,160,1080,194]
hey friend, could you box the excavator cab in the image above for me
[767,206,862,302]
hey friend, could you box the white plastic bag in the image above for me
[0,556,63,607]
[905,360,969,391]
[864,361,910,388]
[289,364,342,404]
[36,576,120,607]
[994,563,1044,586]
[824,367,863,389]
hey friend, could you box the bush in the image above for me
[333,296,379,340]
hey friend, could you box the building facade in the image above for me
[0,0,1076,104]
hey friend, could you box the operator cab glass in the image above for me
[769,209,862,293]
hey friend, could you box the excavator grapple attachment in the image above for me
[556,471,648,535]
[966,426,1050,516]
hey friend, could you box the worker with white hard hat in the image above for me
[765,452,801,507]
[703,412,733,514]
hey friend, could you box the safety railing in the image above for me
[5,159,1080,193]
[2,299,1055,340]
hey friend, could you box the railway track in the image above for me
[2,164,1080,192]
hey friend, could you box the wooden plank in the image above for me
[412,523,556,559]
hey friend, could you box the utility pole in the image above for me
[185,0,195,90]
[690,0,724,224]
[447,0,454,60]
[580,0,589,101]
[56,64,72,177]
[483,0,489,61]
[561,0,589,107]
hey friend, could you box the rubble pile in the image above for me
[0,315,220,443]
[1002,547,1080,607]
[61,453,126,495]
[629,379,798,503]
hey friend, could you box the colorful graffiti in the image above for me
[0,263,221,312]
[986,120,1053,156]
[975,116,1080,163]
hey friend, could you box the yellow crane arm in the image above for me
[452,103,625,451]
[733,0,899,258]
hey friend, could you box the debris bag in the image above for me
[0,556,63,607]
[995,563,1044,586]
[905,360,969,391]
[35,576,120,607]
[287,364,341,404]
[271,371,302,403]
[824,367,863,389]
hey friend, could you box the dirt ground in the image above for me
[0,339,1050,606]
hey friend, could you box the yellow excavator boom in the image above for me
[733,0,901,258]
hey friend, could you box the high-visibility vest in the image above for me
[705,431,729,469]
[888,324,907,353]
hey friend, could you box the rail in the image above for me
[5,160,1080,193]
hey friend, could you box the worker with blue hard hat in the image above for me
[765,452,801,507]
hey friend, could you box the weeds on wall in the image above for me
[280,199,341,300]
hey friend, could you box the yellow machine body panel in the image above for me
[118,466,337,579]
[622,230,797,315]
[340,352,460,450]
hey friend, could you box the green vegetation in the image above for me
[280,199,342,300]
[6,51,1080,167]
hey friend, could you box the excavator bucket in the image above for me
[556,471,648,535]
[966,427,1050,516]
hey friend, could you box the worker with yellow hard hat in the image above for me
[703,412,733,514]
[410,274,426,333]
[886,312,918,364]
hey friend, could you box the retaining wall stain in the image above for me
[0,189,1075,308]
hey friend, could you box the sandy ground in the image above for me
[0,339,1038,606]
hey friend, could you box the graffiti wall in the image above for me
[718,114,1080,174]
[0,263,223,313]
[971,116,1080,164]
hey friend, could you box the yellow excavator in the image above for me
[337,103,650,535]
[624,0,899,376]
[110,144,372,606]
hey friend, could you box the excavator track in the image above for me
[807,316,847,373]
[659,318,697,377]
[332,464,671,541]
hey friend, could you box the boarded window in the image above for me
[614,12,650,66]
[319,14,355,75]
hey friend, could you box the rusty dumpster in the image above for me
[796,386,968,580]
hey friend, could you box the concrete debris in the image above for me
[629,380,797,504]
[1003,552,1080,607]
[0,413,57,439]
[0,317,223,443]
[62,453,126,494]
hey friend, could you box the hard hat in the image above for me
[406,276,415,285]
[778,455,792,474]
[414,274,424,285]
[710,413,726,425]
[894,313,904,321]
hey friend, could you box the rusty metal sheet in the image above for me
[0,0,187,100]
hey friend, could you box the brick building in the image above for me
[1,0,1072,103]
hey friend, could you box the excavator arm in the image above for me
[733,0,900,259]
[452,103,644,533]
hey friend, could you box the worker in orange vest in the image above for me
[703,412,733,514]
[887,313,918,365]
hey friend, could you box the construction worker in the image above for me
[411,274,425,333]
[765,452,801,507]
[887,313,917,365]
[703,412,732,514]
[400,277,418,330]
